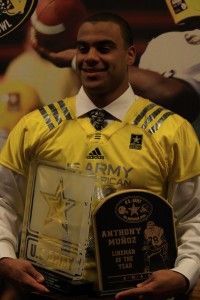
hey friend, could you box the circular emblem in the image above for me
[115,195,153,223]
[0,0,38,39]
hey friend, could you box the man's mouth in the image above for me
[80,67,108,80]
[82,67,107,73]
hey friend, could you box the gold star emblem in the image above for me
[128,203,140,216]
[41,178,76,232]
[132,136,141,143]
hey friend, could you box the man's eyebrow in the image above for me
[77,40,116,47]
[97,40,116,46]
[77,41,87,45]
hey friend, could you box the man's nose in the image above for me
[85,48,99,62]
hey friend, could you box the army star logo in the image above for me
[129,134,143,150]
[41,178,76,233]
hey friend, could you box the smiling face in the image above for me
[76,21,135,107]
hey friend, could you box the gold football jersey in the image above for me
[0,95,199,198]
[0,95,200,283]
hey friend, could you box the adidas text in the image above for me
[87,155,104,159]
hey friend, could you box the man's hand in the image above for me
[0,258,49,294]
[115,269,188,300]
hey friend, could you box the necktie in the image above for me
[88,109,107,130]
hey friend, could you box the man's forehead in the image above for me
[77,21,122,40]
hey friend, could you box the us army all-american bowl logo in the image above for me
[115,195,153,223]
[0,0,38,38]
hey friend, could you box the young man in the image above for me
[0,12,200,299]
[35,0,200,135]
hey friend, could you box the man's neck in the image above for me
[83,84,129,108]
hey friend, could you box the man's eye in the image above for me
[77,46,88,53]
[98,47,111,53]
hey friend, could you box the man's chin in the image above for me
[82,81,104,93]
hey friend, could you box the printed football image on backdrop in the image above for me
[31,0,88,52]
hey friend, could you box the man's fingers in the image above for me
[24,274,49,293]
[115,287,144,299]
[21,262,49,292]
[25,264,45,283]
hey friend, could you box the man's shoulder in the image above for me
[24,97,76,132]
[133,97,188,136]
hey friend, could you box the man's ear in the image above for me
[127,45,136,66]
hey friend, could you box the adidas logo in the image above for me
[87,148,104,159]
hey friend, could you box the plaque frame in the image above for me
[92,189,177,296]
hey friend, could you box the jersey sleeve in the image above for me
[0,115,35,176]
[168,120,200,182]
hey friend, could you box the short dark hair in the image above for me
[82,12,134,47]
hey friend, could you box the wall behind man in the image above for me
[0,0,175,77]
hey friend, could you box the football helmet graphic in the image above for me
[0,0,27,16]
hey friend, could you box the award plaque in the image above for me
[20,160,96,295]
[92,189,177,296]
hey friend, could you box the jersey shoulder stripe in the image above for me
[131,99,175,135]
[38,98,74,130]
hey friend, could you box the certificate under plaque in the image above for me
[92,189,177,296]
[20,160,96,294]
